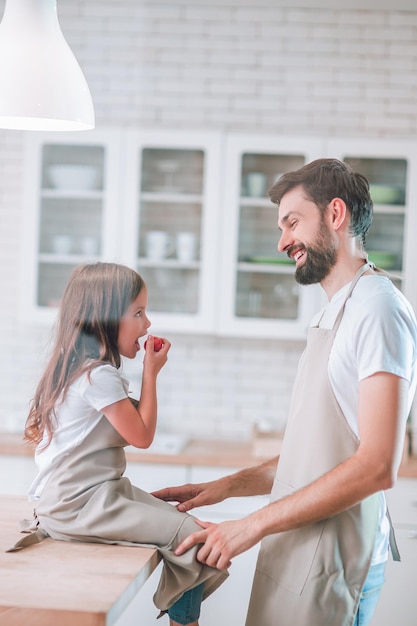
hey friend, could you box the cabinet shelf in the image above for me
[372,203,406,215]
[39,253,101,264]
[41,189,104,200]
[237,262,295,274]
[239,197,272,207]
[140,192,202,204]
[137,257,200,270]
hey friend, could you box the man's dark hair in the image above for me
[269,158,373,246]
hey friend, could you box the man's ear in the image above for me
[327,197,347,232]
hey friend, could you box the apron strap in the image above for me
[314,262,371,329]
[332,262,371,331]
[5,528,49,552]
[5,511,50,553]
[386,506,401,562]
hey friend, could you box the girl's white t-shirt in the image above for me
[311,274,417,565]
[28,364,129,502]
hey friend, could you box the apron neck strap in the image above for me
[332,262,371,330]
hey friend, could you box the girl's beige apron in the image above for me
[246,264,387,626]
[9,415,227,613]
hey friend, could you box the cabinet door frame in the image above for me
[21,128,124,325]
[218,134,323,339]
[121,129,224,334]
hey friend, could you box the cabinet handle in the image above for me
[408,530,417,539]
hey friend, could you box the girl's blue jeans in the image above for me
[167,582,204,625]
[353,561,386,626]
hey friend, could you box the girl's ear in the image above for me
[327,197,347,232]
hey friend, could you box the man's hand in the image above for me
[151,481,224,512]
[152,457,278,512]
[174,517,260,570]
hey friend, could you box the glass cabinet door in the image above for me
[219,135,322,339]
[123,131,222,333]
[237,151,305,320]
[344,156,405,288]
[327,139,417,305]
[23,130,122,322]
[138,147,204,315]
[38,143,104,308]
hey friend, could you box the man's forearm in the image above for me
[223,455,278,498]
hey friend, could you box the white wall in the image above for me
[0,1,417,440]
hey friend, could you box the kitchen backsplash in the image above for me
[0,315,304,441]
[0,0,417,442]
[121,334,304,441]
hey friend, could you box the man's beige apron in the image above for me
[8,415,227,613]
[246,264,383,626]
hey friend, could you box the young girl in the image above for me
[21,262,227,626]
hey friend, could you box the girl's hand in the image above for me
[143,335,171,375]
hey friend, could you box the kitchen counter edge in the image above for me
[1,432,417,476]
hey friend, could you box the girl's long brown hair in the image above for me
[25,263,145,448]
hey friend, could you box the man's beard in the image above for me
[294,221,337,285]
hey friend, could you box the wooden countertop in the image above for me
[0,495,160,626]
[396,455,417,478]
[1,432,417,477]
[125,438,259,468]
[0,432,261,469]
[0,433,34,458]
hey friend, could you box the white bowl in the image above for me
[48,165,99,191]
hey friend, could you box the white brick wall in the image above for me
[0,0,416,441]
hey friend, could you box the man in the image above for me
[153,158,417,626]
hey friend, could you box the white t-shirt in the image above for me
[28,364,130,502]
[311,274,417,565]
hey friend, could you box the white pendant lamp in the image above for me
[0,0,95,131]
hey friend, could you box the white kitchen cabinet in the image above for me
[371,478,417,626]
[121,130,223,334]
[218,134,323,339]
[22,131,417,341]
[22,128,123,325]
[23,129,223,334]
[124,460,188,493]
[189,465,269,626]
[0,454,37,495]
